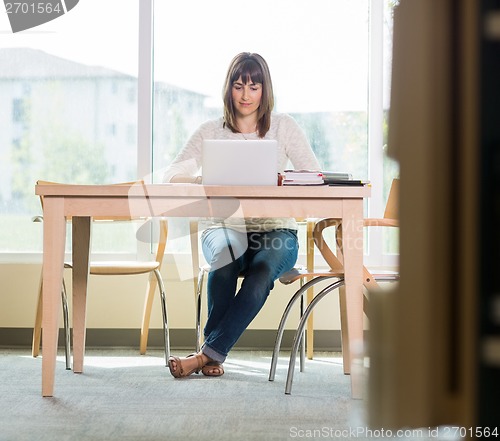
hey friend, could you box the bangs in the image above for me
[231,59,264,85]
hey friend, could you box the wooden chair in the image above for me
[31,181,170,368]
[189,219,316,366]
[311,178,400,369]
[269,179,400,393]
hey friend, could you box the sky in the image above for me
[0,0,379,112]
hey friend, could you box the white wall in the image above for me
[0,262,343,332]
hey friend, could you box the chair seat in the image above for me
[279,268,343,285]
[279,268,398,285]
[64,261,160,275]
[364,218,399,227]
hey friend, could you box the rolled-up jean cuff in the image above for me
[201,343,226,363]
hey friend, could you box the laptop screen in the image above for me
[202,139,278,186]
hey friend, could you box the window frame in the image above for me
[2,0,397,268]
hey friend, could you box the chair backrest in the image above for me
[383,178,399,220]
[154,218,168,265]
[35,180,167,264]
[36,180,142,222]
[313,178,400,277]
[312,219,345,272]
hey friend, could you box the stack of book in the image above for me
[323,171,368,186]
[322,171,352,183]
[281,170,369,186]
[281,170,324,185]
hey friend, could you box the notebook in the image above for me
[202,139,278,186]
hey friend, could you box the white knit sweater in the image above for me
[163,113,321,232]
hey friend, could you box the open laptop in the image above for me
[202,139,278,186]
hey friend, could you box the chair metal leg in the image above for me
[140,273,158,355]
[61,279,71,370]
[299,290,305,372]
[153,269,170,366]
[195,268,205,353]
[284,275,398,394]
[269,276,335,381]
[285,279,345,394]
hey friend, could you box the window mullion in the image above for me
[137,0,154,259]
[366,0,385,266]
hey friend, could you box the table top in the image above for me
[35,183,371,199]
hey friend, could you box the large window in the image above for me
[0,0,139,257]
[0,0,398,265]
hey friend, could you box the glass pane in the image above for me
[153,0,369,177]
[0,0,139,253]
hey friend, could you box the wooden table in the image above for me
[35,182,370,398]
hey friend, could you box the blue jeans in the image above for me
[200,227,298,363]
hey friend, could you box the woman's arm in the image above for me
[280,114,321,170]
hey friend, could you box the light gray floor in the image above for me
[0,348,457,441]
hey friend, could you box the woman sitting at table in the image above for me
[163,52,321,378]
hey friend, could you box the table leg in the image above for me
[306,219,315,360]
[336,223,351,375]
[41,198,66,397]
[72,217,91,373]
[342,199,365,399]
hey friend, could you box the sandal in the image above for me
[201,361,224,377]
[168,353,204,378]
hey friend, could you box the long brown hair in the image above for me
[222,52,274,138]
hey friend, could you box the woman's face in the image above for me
[231,76,262,120]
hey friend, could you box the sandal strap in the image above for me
[195,354,205,370]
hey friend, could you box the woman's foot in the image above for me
[201,361,224,377]
[168,351,223,378]
[168,352,206,378]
